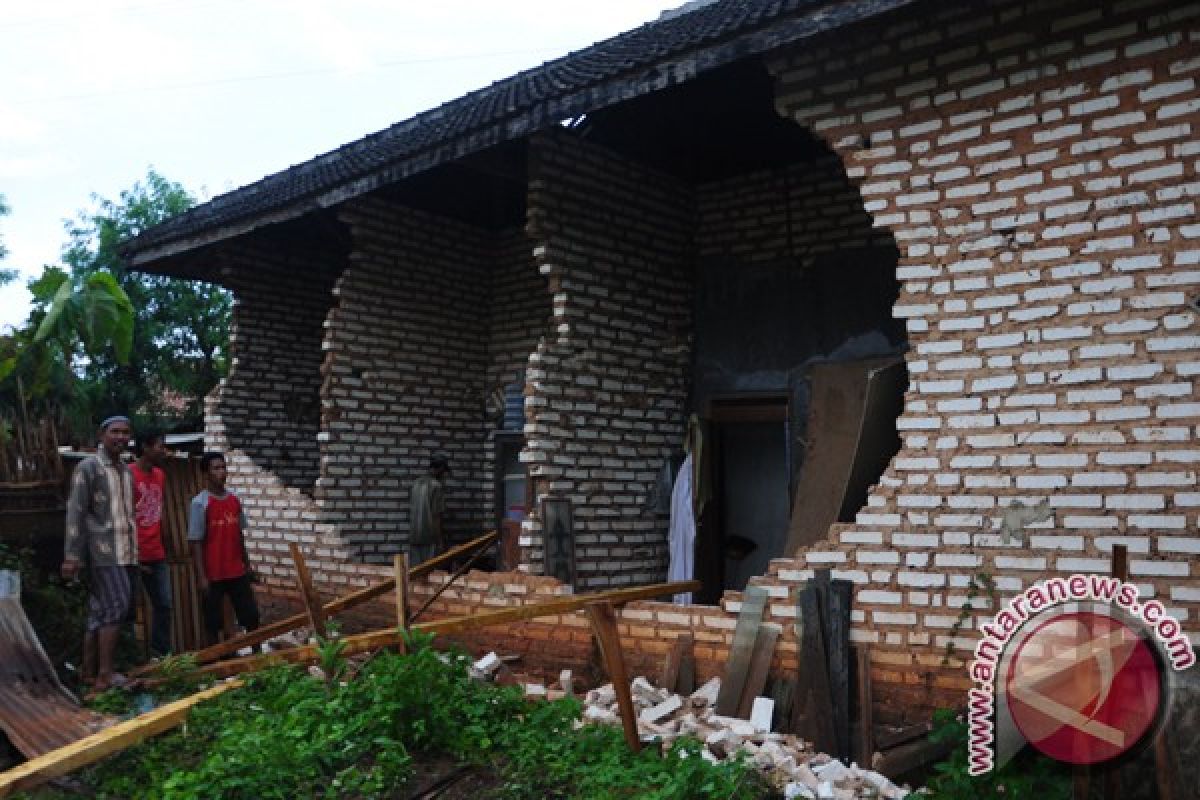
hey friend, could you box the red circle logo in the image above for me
[1005,610,1161,765]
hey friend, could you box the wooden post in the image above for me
[857,646,874,769]
[394,553,410,655]
[288,543,326,639]
[1097,544,1129,800]
[585,601,641,753]
[791,584,837,755]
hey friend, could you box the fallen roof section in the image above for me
[120,0,916,271]
[0,572,110,761]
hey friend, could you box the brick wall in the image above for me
[323,197,517,562]
[205,240,357,585]
[752,0,1200,716]
[522,131,695,589]
[696,156,894,263]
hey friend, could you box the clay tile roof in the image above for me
[122,0,913,265]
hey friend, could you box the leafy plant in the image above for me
[13,640,771,800]
[923,708,1070,799]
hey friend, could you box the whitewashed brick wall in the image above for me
[759,0,1200,713]
[522,131,694,589]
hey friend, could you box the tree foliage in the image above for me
[1,170,231,441]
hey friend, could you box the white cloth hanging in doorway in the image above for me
[667,452,695,604]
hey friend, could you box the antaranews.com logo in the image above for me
[966,574,1195,775]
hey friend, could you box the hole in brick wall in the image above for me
[571,58,910,602]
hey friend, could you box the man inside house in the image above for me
[408,453,449,566]
[62,415,139,692]
[189,451,260,643]
[131,428,172,657]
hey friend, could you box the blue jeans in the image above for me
[140,561,173,656]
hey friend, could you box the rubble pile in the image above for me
[472,653,913,800]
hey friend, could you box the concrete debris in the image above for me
[467,661,914,798]
[580,674,912,799]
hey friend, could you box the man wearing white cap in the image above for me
[62,415,138,692]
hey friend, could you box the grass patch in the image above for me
[13,633,773,799]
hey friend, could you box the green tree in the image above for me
[3,170,230,441]
[55,169,231,427]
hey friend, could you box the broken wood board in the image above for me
[784,358,905,554]
[715,586,768,716]
[289,543,327,638]
[133,529,499,675]
[0,681,242,798]
[159,579,702,682]
[821,572,853,761]
[735,623,780,721]
[790,584,836,756]
[585,601,640,752]
[660,633,693,694]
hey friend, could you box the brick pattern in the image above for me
[755,0,1200,715]
[696,156,895,263]
[321,199,546,562]
[522,131,695,589]
[204,241,356,585]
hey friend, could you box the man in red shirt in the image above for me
[188,451,260,643]
[131,429,172,657]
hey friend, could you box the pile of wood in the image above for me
[469,654,912,800]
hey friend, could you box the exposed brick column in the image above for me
[524,130,695,589]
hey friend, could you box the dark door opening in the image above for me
[695,397,789,602]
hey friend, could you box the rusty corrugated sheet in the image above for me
[0,572,110,759]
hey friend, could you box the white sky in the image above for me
[0,0,676,331]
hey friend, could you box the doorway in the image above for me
[696,397,790,602]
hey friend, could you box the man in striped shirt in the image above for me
[62,415,138,692]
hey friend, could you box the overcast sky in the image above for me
[0,0,675,330]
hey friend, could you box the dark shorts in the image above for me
[203,575,260,640]
[87,565,134,632]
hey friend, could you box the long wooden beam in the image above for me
[0,681,242,798]
[135,531,499,674]
[167,580,700,682]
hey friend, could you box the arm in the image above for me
[190,541,208,595]
[62,465,90,579]
[188,495,208,594]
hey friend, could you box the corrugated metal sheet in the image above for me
[0,571,110,759]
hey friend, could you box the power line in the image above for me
[10,47,568,106]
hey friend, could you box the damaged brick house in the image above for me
[123,0,1200,720]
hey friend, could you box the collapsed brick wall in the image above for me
[522,131,695,589]
[322,198,494,562]
[748,0,1200,718]
[205,241,358,585]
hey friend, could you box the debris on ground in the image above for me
[469,651,913,799]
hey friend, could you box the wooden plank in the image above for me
[289,543,326,639]
[407,540,490,624]
[715,586,768,716]
[791,584,836,756]
[827,577,852,760]
[133,530,500,675]
[659,633,692,694]
[856,645,874,768]
[0,681,242,798]
[677,638,696,696]
[394,554,409,655]
[736,623,780,720]
[151,580,702,682]
[875,734,954,779]
[874,722,932,751]
[1102,545,1128,800]
[585,601,641,753]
